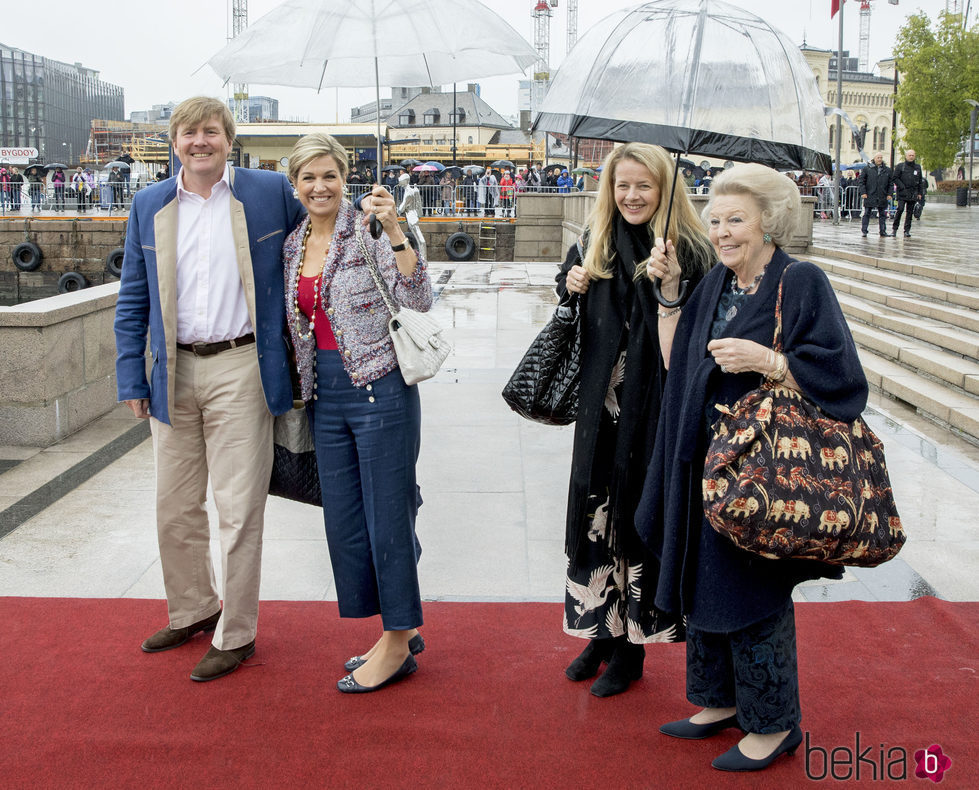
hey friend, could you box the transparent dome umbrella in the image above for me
[532,0,831,306]
[207,0,537,234]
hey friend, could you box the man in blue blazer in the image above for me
[114,97,303,681]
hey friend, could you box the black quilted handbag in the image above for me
[501,291,581,425]
[268,406,322,507]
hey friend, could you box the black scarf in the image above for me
[569,217,666,566]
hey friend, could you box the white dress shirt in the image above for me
[174,164,252,344]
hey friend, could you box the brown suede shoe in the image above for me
[140,610,221,653]
[190,640,256,682]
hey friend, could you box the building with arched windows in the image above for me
[802,47,902,168]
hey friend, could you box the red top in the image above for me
[297,275,339,350]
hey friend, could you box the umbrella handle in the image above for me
[653,153,689,308]
[653,276,689,308]
[369,213,382,239]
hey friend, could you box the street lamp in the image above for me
[966,99,979,207]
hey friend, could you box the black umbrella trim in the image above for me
[534,112,831,173]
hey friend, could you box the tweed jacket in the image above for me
[284,200,432,396]
[115,167,303,425]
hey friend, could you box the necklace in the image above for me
[724,265,767,321]
[292,221,330,340]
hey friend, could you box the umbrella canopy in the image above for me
[43,163,68,170]
[412,164,439,172]
[423,161,446,171]
[400,159,422,167]
[533,0,830,172]
[381,164,405,172]
[491,159,515,169]
[463,165,484,175]
[208,0,538,91]
[571,167,597,175]
[443,166,464,177]
[104,161,131,171]
[23,165,46,177]
[207,0,538,181]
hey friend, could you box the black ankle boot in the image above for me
[590,640,644,697]
[565,638,616,681]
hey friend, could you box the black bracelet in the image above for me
[390,240,408,252]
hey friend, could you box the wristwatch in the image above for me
[390,239,408,252]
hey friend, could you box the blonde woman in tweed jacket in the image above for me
[283,132,433,694]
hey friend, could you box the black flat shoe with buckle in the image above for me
[344,633,425,672]
[337,654,417,694]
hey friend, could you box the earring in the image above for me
[763,232,772,244]
[292,188,299,199]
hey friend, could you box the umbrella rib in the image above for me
[567,6,647,137]
[678,1,710,147]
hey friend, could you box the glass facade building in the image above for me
[0,42,124,165]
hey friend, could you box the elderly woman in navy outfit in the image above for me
[640,164,867,771]
[283,132,432,693]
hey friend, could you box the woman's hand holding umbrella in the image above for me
[362,185,399,235]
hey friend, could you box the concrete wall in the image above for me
[513,193,566,260]
[0,218,126,305]
[0,283,121,447]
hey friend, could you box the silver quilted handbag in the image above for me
[355,220,450,386]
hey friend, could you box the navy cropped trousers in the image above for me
[309,350,423,631]
[685,600,800,734]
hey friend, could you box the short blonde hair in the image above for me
[287,133,349,184]
[169,97,235,144]
[704,163,801,247]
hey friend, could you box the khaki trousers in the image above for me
[150,344,273,650]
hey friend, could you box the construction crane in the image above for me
[531,0,557,121]
[567,0,578,54]
[231,0,249,122]
[858,0,900,72]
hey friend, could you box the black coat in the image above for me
[557,223,708,567]
[858,164,893,208]
[892,161,924,202]
[635,249,867,632]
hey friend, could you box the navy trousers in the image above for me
[309,350,423,631]
[685,600,800,734]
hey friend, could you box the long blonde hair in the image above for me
[582,143,714,282]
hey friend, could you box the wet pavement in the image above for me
[810,198,979,277]
[1,205,978,607]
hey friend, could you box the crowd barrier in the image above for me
[0,174,143,216]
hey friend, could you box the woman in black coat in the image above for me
[557,143,714,697]
[641,163,868,771]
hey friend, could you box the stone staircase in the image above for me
[803,246,979,445]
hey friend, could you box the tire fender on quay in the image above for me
[445,232,476,261]
[105,247,125,277]
[12,241,43,272]
[58,272,87,294]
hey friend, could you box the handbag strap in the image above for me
[353,218,400,317]
[772,261,793,353]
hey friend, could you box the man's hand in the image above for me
[125,398,150,419]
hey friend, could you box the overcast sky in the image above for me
[2,0,967,123]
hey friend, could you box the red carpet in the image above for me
[0,597,975,789]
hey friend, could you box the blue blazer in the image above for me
[114,167,304,425]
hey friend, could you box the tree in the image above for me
[893,11,979,170]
